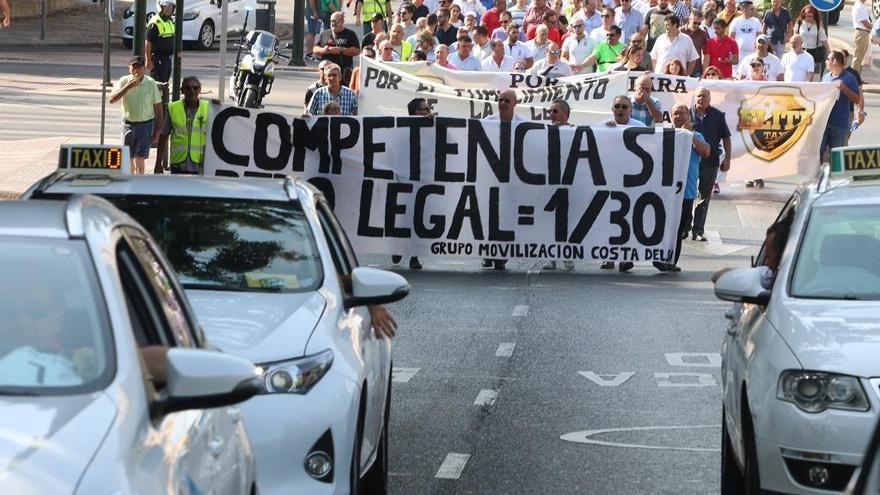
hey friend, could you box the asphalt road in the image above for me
[0,55,868,494]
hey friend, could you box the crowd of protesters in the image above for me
[300,0,871,270]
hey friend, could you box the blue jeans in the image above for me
[820,125,849,161]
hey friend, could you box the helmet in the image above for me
[157,0,175,9]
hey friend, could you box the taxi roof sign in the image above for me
[829,145,880,180]
[58,144,130,175]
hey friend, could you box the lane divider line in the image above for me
[512,304,529,317]
[474,389,498,406]
[495,342,516,358]
[435,453,471,479]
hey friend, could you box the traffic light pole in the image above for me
[133,0,146,56]
[290,0,305,66]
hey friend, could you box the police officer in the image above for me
[165,76,208,174]
[355,0,392,35]
[146,0,176,173]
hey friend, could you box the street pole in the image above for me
[100,0,111,144]
[219,0,230,104]
[290,0,305,66]
[40,0,47,40]
[173,0,184,102]
[821,11,829,76]
[133,0,146,56]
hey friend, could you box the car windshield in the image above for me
[108,196,323,293]
[0,238,113,395]
[790,205,880,300]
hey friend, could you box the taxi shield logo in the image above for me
[737,86,815,161]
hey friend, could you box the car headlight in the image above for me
[182,10,199,21]
[123,8,134,18]
[256,349,333,394]
[778,371,870,413]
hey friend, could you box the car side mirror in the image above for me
[152,348,261,418]
[344,267,410,309]
[714,267,771,306]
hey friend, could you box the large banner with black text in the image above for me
[204,104,694,263]
[362,61,837,181]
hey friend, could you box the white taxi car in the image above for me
[714,145,880,494]
[3,147,260,494]
[122,0,257,50]
[24,164,409,495]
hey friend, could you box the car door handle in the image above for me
[226,407,240,423]
[208,438,224,457]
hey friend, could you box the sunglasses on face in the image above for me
[549,49,561,54]
[573,24,584,28]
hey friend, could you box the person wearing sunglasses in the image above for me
[163,76,208,175]
[589,7,616,43]
[530,42,573,76]
[561,19,597,73]
[735,34,783,80]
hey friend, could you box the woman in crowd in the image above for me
[450,4,464,27]
[742,58,766,80]
[663,59,687,75]
[795,4,828,75]
[614,45,651,71]
[702,65,722,79]
[415,30,437,61]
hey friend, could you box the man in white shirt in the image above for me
[482,38,516,70]
[650,13,699,74]
[562,18,598,73]
[449,35,483,69]
[526,24,552,60]
[851,0,872,72]
[472,26,492,60]
[590,7,617,42]
[504,23,535,67]
[736,34,784,80]
[781,33,814,81]
[729,0,762,64]
[530,42,573,76]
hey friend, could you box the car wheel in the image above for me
[361,376,390,494]
[123,38,133,49]
[721,406,745,494]
[742,406,763,495]
[198,21,215,50]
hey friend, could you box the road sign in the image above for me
[810,0,843,12]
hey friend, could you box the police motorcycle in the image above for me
[230,7,290,108]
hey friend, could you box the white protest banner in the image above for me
[358,57,625,124]
[622,74,837,182]
[205,104,694,264]
[364,62,836,181]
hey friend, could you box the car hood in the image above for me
[186,290,327,364]
[0,393,116,493]
[775,300,880,377]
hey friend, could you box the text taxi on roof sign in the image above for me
[829,145,880,181]
[58,144,131,175]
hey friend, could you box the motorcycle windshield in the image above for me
[250,33,276,61]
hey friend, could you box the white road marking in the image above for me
[435,453,471,479]
[391,367,421,383]
[665,353,722,368]
[512,304,529,317]
[495,342,516,357]
[474,389,498,406]
[703,230,750,257]
[654,372,717,387]
[560,425,721,452]
[578,371,636,387]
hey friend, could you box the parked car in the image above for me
[24,170,410,495]
[0,190,260,494]
[122,0,257,50]
[714,147,880,494]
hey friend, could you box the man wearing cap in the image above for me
[109,56,163,175]
[729,0,762,64]
[362,13,387,48]
[736,34,783,80]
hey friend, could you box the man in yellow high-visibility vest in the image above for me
[355,0,392,34]
[165,76,208,174]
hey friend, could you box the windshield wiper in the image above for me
[182,282,282,293]
[0,388,42,396]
